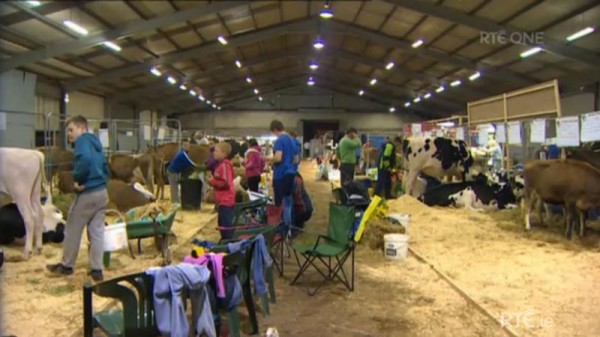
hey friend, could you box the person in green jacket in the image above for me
[336,127,362,185]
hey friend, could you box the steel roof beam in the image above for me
[0,1,249,73]
[379,0,600,67]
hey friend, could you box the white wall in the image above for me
[560,92,595,116]
[67,91,104,120]
[177,110,421,135]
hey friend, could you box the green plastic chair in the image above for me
[219,225,278,315]
[290,202,357,296]
[233,198,268,226]
[211,240,259,337]
[83,272,159,337]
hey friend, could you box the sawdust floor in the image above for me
[3,161,600,337]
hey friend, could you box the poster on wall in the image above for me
[0,112,6,130]
[99,129,109,148]
[455,127,465,140]
[495,123,506,143]
[143,126,151,141]
[477,124,491,146]
[556,116,580,147]
[508,121,522,145]
[411,123,422,137]
[157,127,165,140]
[580,111,600,142]
[530,119,546,143]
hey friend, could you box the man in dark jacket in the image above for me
[47,115,109,281]
[375,138,397,199]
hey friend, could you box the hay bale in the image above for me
[362,218,405,251]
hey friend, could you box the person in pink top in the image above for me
[242,138,266,192]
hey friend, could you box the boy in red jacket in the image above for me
[209,142,236,240]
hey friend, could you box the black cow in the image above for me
[0,203,65,245]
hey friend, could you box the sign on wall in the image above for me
[556,116,580,147]
[530,119,546,143]
[495,123,506,143]
[507,121,522,145]
[580,111,600,142]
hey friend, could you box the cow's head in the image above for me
[41,199,66,243]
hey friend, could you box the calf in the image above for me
[523,159,600,238]
[419,176,516,210]
[402,137,477,197]
[107,179,155,212]
[0,203,65,245]
[0,148,60,257]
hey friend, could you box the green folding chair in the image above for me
[290,202,357,296]
[83,272,159,337]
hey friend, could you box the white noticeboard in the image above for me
[158,127,165,140]
[143,125,151,141]
[495,124,506,143]
[530,119,546,143]
[0,112,6,130]
[477,124,490,146]
[99,129,109,148]
[507,121,522,145]
[556,116,580,147]
[411,123,422,137]
[455,127,465,140]
[580,111,600,142]
[126,131,133,137]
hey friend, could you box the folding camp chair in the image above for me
[290,202,357,296]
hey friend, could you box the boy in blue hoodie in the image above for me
[47,115,109,281]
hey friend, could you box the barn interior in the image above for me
[0,1,599,337]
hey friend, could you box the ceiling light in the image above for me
[258,96,263,101]
[254,88,259,94]
[369,78,377,86]
[450,80,461,87]
[26,1,41,6]
[313,39,325,50]
[63,20,89,36]
[411,39,423,48]
[150,67,162,77]
[437,121,455,127]
[424,93,432,99]
[319,2,333,19]
[212,104,217,108]
[566,27,595,42]
[385,62,395,70]
[389,107,396,113]
[207,100,212,104]
[246,77,252,83]
[179,84,187,90]
[102,41,121,52]
[520,47,542,58]
[404,102,411,107]
[198,95,205,101]
[64,93,69,103]
[413,97,421,103]
[307,77,315,86]
[235,60,242,68]
[167,76,176,84]
[309,61,319,70]
[218,106,222,110]
[358,90,364,96]
[218,36,228,45]
[435,86,445,93]
[469,71,481,81]
[189,90,196,96]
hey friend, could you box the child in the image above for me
[209,142,236,240]
[242,138,266,192]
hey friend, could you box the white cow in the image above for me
[0,148,57,258]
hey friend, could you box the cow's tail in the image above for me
[38,151,51,205]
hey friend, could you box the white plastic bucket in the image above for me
[387,213,411,231]
[104,223,128,252]
[384,234,409,261]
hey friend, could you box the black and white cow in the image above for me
[0,202,65,245]
[402,137,485,197]
[418,173,517,211]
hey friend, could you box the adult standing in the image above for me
[289,131,302,171]
[269,120,299,234]
[375,138,397,199]
[47,115,109,281]
[242,138,266,192]
[336,127,362,185]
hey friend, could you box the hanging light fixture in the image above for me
[320,1,333,19]
[358,89,364,96]
[309,61,319,70]
[307,77,315,86]
[313,38,325,50]
[150,67,162,77]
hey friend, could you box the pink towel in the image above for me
[183,253,226,298]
